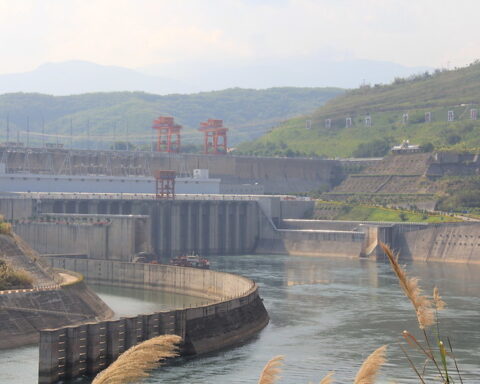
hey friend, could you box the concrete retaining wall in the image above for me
[279,229,365,257]
[39,259,269,384]
[13,214,151,261]
[48,258,254,300]
[256,212,367,258]
[396,223,480,263]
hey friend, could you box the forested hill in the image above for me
[237,61,480,158]
[0,87,343,149]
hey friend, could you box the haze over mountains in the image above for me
[0,59,430,96]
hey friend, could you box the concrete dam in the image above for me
[0,146,343,194]
[2,192,479,264]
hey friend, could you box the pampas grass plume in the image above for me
[92,334,182,384]
[319,371,335,384]
[433,286,446,310]
[353,345,387,384]
[380,243,434,329]
[258,355,284,384]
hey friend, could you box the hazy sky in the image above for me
[0,0,478,74]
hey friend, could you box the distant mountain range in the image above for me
[0,61,187,95]
[0,87,343,148]
[0,59,430,96]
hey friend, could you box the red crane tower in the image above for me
[152,116,182,153]
[154,170,176,199]
[199,119,228,155]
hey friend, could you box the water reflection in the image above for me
[89,284,209,318]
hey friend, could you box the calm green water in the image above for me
[1,255,479,383]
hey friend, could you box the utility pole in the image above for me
[87,119,90,150]
[70,118,73,149]
[42,116,45,148]
[26,116,30,147]
[125,118,129,151]
[6,113,9,142]
[113,121,117,150]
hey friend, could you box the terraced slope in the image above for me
[326,153,438,206]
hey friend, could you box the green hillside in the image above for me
[237,61,480,157]
[0,87,343,150]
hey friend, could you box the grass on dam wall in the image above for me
[314,200,461,223]
[0,260,33,290]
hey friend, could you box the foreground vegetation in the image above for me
[314,200,461,223]
[238,61,480,157]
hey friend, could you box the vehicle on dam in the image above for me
[169,254,210,269]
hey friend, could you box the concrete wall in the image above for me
[0,147,343,194]
[279,229,365,257]
[0,195,34,220]
[12,214,151,261]
[48,258,255,300]
[30,198,260,258]
[0,173,220,194]
[396,223,480,263]
[40,259,269,384]
[255,211,367,258]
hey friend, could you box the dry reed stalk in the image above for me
[92,334,182,384]
[433,287,446,311]
[257,355,284,384]
[380,243,434,329]
[319,371,335,384]
[353,345,387,384]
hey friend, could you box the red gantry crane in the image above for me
[152,116,182,153]
[199,119,228,155]
[154,170,176,199]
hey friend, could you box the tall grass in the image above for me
[353,345,387,384]
[380,242,462,383]
[380,243,434,329]
[0,259,33,290]
[258,355,284,384]
[0,215,12,235]
[92,334,182,384]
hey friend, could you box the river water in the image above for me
[2,254,480,383]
